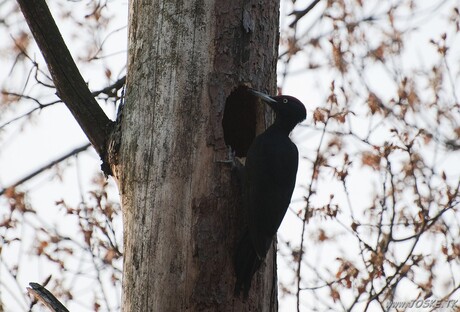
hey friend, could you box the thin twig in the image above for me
[0,143,91,196]
[289,0,323,28]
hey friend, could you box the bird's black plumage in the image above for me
[235,89,306,298]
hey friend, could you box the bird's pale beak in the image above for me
[249,89,277,104]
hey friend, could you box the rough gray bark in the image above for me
[117,0,281,311]
[17,0,281,309]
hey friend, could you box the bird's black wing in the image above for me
[245,130,299,259]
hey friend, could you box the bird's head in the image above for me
[250,89,306,131]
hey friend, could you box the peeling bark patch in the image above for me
[222,85,257,157]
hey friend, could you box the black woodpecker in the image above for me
[234,89,307,298]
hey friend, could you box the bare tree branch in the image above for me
[0,143,91,196]
[1,77,126,130]
[27,282,69,312]
[289,0,323,28]
[91,76,126,98]
[15,0,114,167]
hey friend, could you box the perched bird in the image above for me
[234,89,307,298]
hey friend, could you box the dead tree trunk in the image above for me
[17,0,281,309]
[115,0,280,310]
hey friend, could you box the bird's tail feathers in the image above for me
[234,230,262,299]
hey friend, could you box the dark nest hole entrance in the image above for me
[222,85,257,157]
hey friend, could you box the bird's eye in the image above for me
[283,99,288,104]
